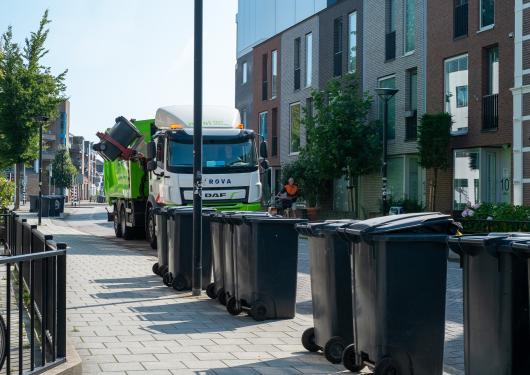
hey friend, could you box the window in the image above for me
[348,12,357,73]
[480,0,494,29]
[454,150,480,210]
[262,54,268,101]
[483,46,499,130]
[445,54,468,134]
[259,112,267,142]
[456,86,468,107]
[378,76,397,140]
[271,50,278,99]
[271,108,278,157]
[454,0,468,38]
[306,97,313,144]
[294,38,301,90]
[242,62,248,84]
[386,0,397,60]
[405,69,418,141]
[333,17,343,76]
[404,0,415,53]
[305,33,313,87]
[156,138,165,167]
[290,103,301,154]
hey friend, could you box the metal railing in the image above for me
[0,212,67,374]
[482,93,499,130]
[461,219,530,234]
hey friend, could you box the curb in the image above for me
[42,341,82,375]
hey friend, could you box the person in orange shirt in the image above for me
[278,177,299,212]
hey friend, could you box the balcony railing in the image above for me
[385,31,396,61]
[482,93,499,130]
[0,212,67,374]
[262,80,268,101]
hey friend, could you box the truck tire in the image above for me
[114,204,122,238]
[146,205,157,249]
[120,206,134,240]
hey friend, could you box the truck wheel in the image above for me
[146,206,157,249]
[121,206,133,240]
[114,205,122,238]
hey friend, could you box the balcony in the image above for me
[482,94,498,130]
[385,31,396,61]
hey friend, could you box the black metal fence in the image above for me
[0,212,67,374]
[461,219,530,234]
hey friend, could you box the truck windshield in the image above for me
[168,139,258,173]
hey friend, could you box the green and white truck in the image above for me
[96,105,267,247]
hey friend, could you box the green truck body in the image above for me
[103,119,152,202]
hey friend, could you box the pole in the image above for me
[192,0,203,296]
[381,98,388,216]
[38,123,43,225]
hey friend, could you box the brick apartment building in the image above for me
[427,0,514,213]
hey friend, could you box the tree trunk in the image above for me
[14,162,22,210]
[431,168,438,212]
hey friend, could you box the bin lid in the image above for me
[153,206,168,215]
[239,214,307,225]
[167,206,216,216]
[338,212,456,242]
[296,220,359,237]
[449,233,530,258]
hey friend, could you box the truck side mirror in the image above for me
[146,160,157,171]
[259,141,268,159]
[260,159,270,171]
[147,141,156,160]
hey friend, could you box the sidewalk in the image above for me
[30,213,463,375]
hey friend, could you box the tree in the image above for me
[0,176,15,209]
[0,10,67,208]
[302,73,381,213]
[281,153,325,207]
[417,113,452,211]
[52,147,77,192]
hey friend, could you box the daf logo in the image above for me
[204,192,227,198]
[206,178,232,185]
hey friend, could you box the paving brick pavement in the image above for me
[29,207,463,374]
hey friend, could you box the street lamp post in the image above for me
[35,116,49,226]
[375,88,398,216]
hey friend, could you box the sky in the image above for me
[0,0,238,142]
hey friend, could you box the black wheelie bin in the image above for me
[164,207,215,291]
[449,234,530,375]
[338,213,458,375]
[224,213,307,321]
[152,207,169,277]
[205,212,228,304]
[296,220,358,364]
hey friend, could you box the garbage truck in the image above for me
[93,105,268,248]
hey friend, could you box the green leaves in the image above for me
[0,176,15,209]
[52,147,77,189]
[0,10,67,167]
[417,113,452,171]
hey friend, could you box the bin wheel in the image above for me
[152,263,160,276]
[374,357,400,375]
[301,327,320,352]
[206,283,217,299]
[172,274,188,291]
[159,265,168,276]
[217,288,227,306]
[324,336,346,364]
[226,297,242,315]
[250,302,267,321]
[162,272,172,287]
[342,344,364,372]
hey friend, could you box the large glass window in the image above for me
[487,46,499,95]
[294,38,301,90]
[333,17,343,77]
[305,33,313,87]
[259,111,267,142]
[445,54,468,134]
[453,150,480,210]
[378,76,397,140]
[290,103,301,154]
[348,12,357,73]
[404,0,415,53]
[271,50,278,99]
[480,0,494,29]
[388,0,397,32]
[387,157,404,200]
[168,140,257,172]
